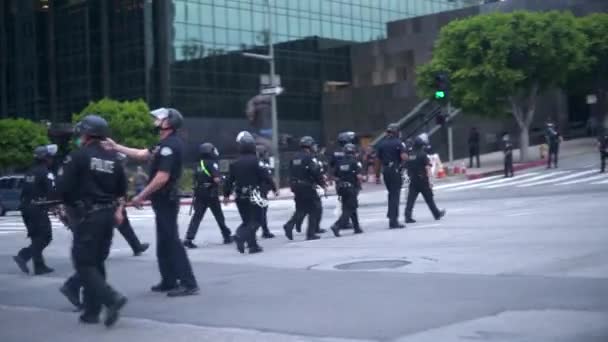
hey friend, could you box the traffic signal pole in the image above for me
[447,101,454,163]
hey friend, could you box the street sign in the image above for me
[261,86,284,96]
[587,94,597,104]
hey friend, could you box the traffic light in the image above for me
[434,72,449,101]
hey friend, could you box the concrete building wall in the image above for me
[322,0,608,160]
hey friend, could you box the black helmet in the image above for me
[413,135,427,149]
[386,123,399,134]
[337,131,356,146]
[75,115,110,138]
[237,133,256,154]
[299,136,315,149]
[199,142,219,158]
[344,143,357,155]
[33,144,57,160]
[151,108,183,130]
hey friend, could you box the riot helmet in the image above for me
[74,115,110,138]
[199,142,219,159]
[151,107,183,130]
[299,136,315,149]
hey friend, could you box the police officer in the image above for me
[330,143,363,237]
[105,108,199,297]
[56,115,128,326]
[12,144,58,275]
[256,145,276,239]
[329,131,358,230]
[546,122,562,169]
[115,153,149,256]
[375,123,407,228]
[223,131,278,254]
[404,136,446,223]
[598,131,607,173]
[284,136,326,241]
[184,142,233,248]
[503,133,514,178]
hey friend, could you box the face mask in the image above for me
[153,126,162,134]
[73,137,82,148]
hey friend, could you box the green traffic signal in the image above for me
[434,90,446,99]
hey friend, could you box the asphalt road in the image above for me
[0,151,607,342]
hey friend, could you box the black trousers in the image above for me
[334,187,360,229]
[185,195,231,241]
[504,154,514,177]
[71,208,120,316]
[259,191,272,235]
[548,145,559,168]
[405,181,441,220]
[152,198,197,288]
[116,208,144,253]
[235,197,263,248]
[469,146,480,168]
[18,206,52,269]
[383,167,403,224]
[290,184,322,238]
[601,151,607,173]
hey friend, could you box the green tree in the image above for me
[0,119,50,172]
[569,14,608,126]
[417,11,588,161]
[73,98,156,148]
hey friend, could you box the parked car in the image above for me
[0,175,24,216]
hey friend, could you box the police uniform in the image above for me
[404,141,445,222]
[330,145,363,237]
[13,146,56,275]
[148,131,198,292]
[116,208,149,255]
[503,137,514,178]
[56,115,127,326]
[284,136,326,241]
[546,125,561,168]
[258,154,276,238]
[599,133,608,173]
[223,133,276,254]
[375,127,406,228]
[185,144,232,247]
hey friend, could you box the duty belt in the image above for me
[86,202,117,213]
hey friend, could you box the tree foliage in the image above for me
[0,119,50,171]
[568,13,608,94]
[416,11,588,160]
[72,98,156,148]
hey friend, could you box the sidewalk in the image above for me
[449,137,596,180]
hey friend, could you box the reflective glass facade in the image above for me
[166,0,471,123]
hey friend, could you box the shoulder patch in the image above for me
[357,162,362,168]
[213,163,218,170]
[160,146,173,156]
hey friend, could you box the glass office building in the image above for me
[1,0,472,127]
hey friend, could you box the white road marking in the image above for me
[445,173,539,191]
[433,175,503,190]
[518,170,599,187]
[557,173,608,185]
[483,171,569,189]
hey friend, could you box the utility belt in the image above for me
[236,185,267,208]
[337,181,355,189]
[290,179,314,188]
[383,161,403,172]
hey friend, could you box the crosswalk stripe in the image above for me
[433,175,503,190]
[592,178,608,185]
[483,171,569,189]
[444,172,539,191]
[557,173,608,185]
[518,170,599,187]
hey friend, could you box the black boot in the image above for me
[353,227,363,234]
[306,235,321,241]
[133,243,150,256]
[150,282,178,292]
[248,245,264,254]
[60,283,82,309]
[167,285,199,297]
[34,265,54,275]
[283,224,294,241]
[13,255,29,274]
[183,240,197,249]
[261,231,275,239]
[330,225,340,237]
[405,217,416,224]
[104,295,128,327]
[234,235,246,254]
[222,235,234,244]
[389,221,405,229]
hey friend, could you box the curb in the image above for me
[465,159,547,180]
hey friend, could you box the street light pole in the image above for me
[266,0,280,188]
[243,0,280,188]
[447,101,454,163]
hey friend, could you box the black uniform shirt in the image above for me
[329,150,345,170]
[21,163,54,204]
[599,135,608,152]
[223,154,275,198]
[57,141,127,206]
[194,158,220,196]
[546,128,561,147]
[376,137,406,168]
[503,141,514,156]
[334,156,362,189]
[290,151,325,187]
[148,133,183,200]
[408,150,431,182]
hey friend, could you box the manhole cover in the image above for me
[334,259,411,270]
